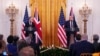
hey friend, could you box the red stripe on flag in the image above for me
[21,23,25,39]
[32,9,42,43]
[58,24,67,43]
[33,18,42,40]
[57,23,67,47]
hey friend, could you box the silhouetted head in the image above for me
[13,35,19,42]
[75,34,81,41]
[0,42,2,49]
[17,39,29,51]
[19,46,35,56]
[93,34,99,42]
[0,34,3,40]
[7,35,13,44]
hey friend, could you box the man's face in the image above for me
[69,16,73,21]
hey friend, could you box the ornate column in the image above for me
[6,3,18,35]
[79,4,91,34]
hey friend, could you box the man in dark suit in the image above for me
[65,16,79,47]
[24,18,42,56]
[92,34,100,52]
[69,34,95,56]
[25,18,36,37]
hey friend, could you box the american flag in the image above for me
[33,7,42,43]
[21,6,29,39]
[57,7,67,47]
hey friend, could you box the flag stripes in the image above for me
[58,24,67,47]
[57,7,67,47]
[21,6,29,39]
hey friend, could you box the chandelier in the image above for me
[5,3,18,35]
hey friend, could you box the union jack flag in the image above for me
[33,7,42,43]
[57,7,67,47]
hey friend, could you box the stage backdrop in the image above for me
[29,0,66,47]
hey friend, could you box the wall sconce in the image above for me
[6,3,18,35]
[79,3,92,34]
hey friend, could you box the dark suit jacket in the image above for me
[30,36,42,56]
[25,21,42,55]
[69,40,95,56]
[65,20,79,34]
[24,22,36,37]
[93,42,100,52]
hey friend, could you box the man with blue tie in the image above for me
[65,16,79,47]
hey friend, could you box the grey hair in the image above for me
[93,34,99,40]
[81,34,88,41]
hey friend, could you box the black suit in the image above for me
[25,21,42,56]
[30,37,42,56]
[25,21,36,37]
[93,42,100,52]
[65,20,79,47]
[69,40,95,56]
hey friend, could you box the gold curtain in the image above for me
[29,0,67,47]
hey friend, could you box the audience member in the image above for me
[0,42,3,55]
[7,35,16,56]
[28,33,42,56]
[75,34,81,42]
[93,34,100,52]
[0,34,6,50]
[0,34,6,55]
[69,34,95,56]
[12,35,19,56]
[69,34,81,56]
[13,35,19,46]
[17,39,29,51]
[18,46,35,56]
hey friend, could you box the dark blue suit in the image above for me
[65,20,79,47]
[25,22,36,37]
[93,42,100,52]
[69,40,95,56]
[25,21,42,56]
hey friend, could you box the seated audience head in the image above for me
[17,39,28,51]
[19,46,35,56]
[0,34,3,40]
[7,35,13,44]
[81,34,88,41]
[13,35,19,43]
[93,34,99,42]
[75,34,81,41]
[0,42,2,49]
[0,34,6,53]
